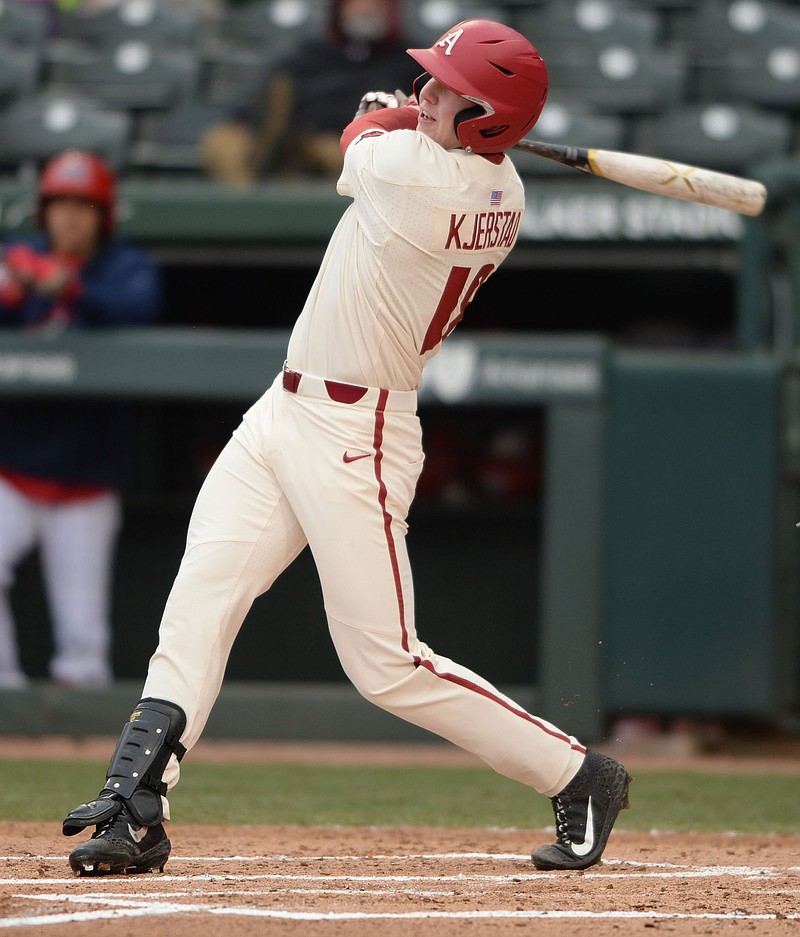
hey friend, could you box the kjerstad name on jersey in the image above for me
[439,210,522,252]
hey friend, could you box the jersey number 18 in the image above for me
[419,263,495,355]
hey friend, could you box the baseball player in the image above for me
[0,150,162,690]
[62,19,631,876]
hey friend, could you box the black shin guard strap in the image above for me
[101,698,187,826]
[62,794,122,836]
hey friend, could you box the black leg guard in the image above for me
[63,698,187,836]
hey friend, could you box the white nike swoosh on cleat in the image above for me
[570,795,595,857]
[129,824,148,844]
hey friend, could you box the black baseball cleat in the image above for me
[531,749,631,871]
[67,804,171,876]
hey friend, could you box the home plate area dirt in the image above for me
[2,740,800,935]
[4,823,800,935]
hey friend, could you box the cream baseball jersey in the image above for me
[286,125,525,390]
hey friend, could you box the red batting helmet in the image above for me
[407,19,548,154]
[37,149,116,236]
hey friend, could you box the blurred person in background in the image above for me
[201,0,420,184]
[0,149,163,690]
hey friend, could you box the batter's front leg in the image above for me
[142,397,307,785]
[62,386,310,875]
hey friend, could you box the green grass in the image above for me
[2,759,799,834]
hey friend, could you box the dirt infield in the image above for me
[4,822,800,935]
[2,738,800,935]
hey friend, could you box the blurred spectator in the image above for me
[201,0,421,184]
[0,149,162,690]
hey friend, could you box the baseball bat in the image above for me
[512,140,767,217]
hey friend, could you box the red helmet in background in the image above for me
[407,19,548,154]
[37,149,117,236]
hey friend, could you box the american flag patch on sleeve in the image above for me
[490,189,503,206]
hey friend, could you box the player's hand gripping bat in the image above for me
[512,140,767,217]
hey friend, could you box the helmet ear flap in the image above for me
[454,104,484,149]
[412,71,431,101]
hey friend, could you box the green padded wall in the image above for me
[606,352,780,716]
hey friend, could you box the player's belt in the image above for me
[282,364,416,412]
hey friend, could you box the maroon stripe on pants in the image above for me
[372,389,410,654]
[417,658,586,749]
[370,391,584,752]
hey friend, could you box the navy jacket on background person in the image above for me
[0,231,162,490]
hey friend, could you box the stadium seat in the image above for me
[0,41,40,104]
[216,0,327,56]
[201,45,275,109]
[696,44,800,113]
[630,0,698,6]
[128,98,233,173]
[494,0,547,7]
[511,95,627,176]
[0,90,132,172]
[61,0,201,49]
[515,0,664,52]
[675,0,800,64]
[630,102,793,174]
[47,42,200,110]
[544,43,687,114]
[404,0,510,46]
[0,0,50,50]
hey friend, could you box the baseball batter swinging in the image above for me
[62,18,631,876]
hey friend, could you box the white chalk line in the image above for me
[3,855,798,928]
[0,852,528,866]
[2,865,794,886]
[14,889,457,899]
[2,897,799,928]
[3,853,798,871]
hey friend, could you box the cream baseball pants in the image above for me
[142,370,586,805]
[0,477,120,688]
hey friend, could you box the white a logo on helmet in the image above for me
[437,28,463,55]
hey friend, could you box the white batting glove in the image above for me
[354,90,403,119]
